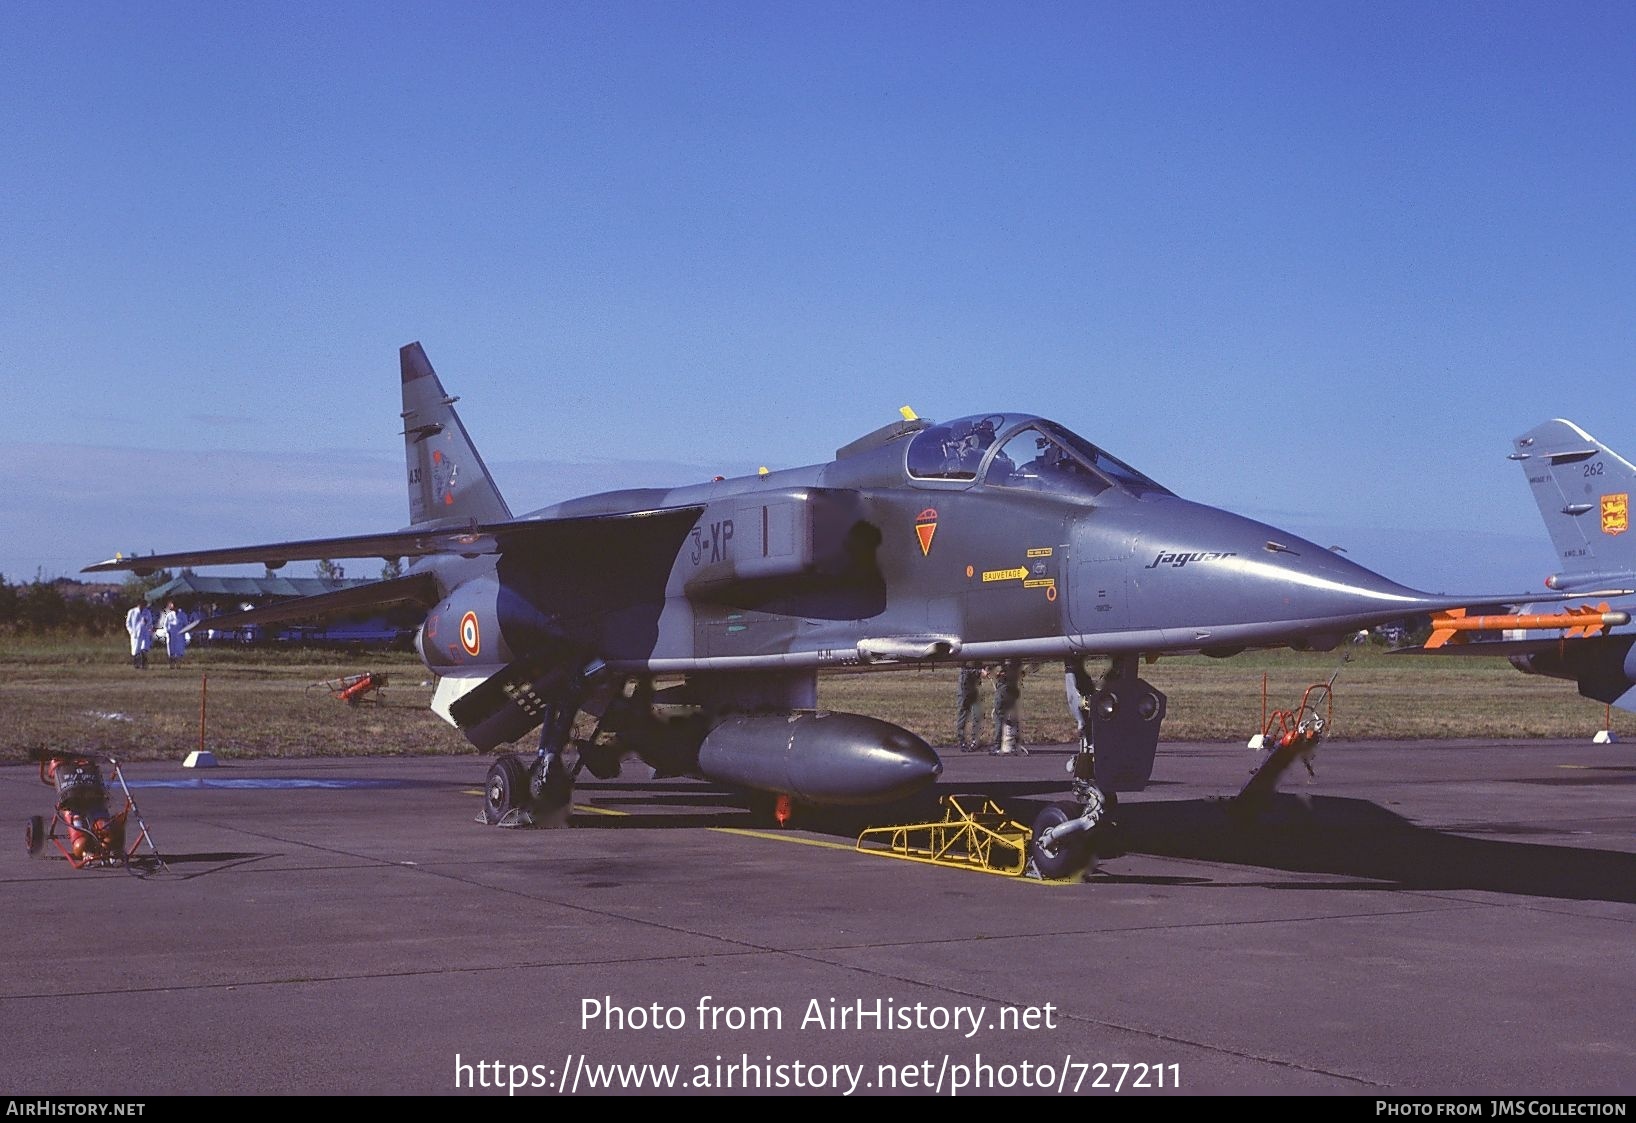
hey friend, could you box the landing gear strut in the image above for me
[1028,655,1161,878]
[1028,744,1111,880]
[516,691,578,828]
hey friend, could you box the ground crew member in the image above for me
[991,658,1026,755]
[956,664,986,752]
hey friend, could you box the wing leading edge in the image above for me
[82,506,707,577]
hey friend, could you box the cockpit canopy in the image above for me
[905,414,1169,499]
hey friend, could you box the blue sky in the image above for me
[3,2,1633,594]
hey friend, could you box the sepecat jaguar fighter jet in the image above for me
[85,343,1578,874]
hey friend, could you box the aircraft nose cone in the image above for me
[1078,499,1440,646]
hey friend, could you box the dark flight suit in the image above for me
[956,665,985,752]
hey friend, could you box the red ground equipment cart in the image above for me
[23,749,167,873]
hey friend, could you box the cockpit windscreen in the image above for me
[907,415,1168,498]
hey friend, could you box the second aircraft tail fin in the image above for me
[1512,418,1636,591]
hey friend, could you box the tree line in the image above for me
[0,571,173,635]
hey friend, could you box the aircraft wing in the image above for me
[181,572,443,633]
[83,507,706,576]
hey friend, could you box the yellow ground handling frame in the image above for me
[855,795,1033,877]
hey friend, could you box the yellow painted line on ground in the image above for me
[713,827,860,852]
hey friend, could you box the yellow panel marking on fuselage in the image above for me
[982,567,1028,583]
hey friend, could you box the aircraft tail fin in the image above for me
[1513,419,1636,591]
[400,342,513,526]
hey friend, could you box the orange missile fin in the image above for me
[1425,607,1466,649]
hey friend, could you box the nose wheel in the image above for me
[1028,802,1095,879]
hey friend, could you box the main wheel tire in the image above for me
[25,815,45,857]
[1029,802,1094,880]
[483,754,530,825]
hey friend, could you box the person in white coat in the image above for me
[156,600,188,668]
[124,602,154,670]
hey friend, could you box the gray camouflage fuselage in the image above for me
[418,413,1463,687]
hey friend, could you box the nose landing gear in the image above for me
[1027,655,1163,879]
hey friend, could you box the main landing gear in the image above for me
[483,688,581,829]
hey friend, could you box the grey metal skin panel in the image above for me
[410,553,505,672]
[1114,495,1431,640]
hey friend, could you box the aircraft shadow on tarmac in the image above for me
[573,780,1636,905]
[1116,794,1636,905]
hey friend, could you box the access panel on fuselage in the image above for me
[908,491,1068,646]
[1066,513,1135,637]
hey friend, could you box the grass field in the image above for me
[0,636,1622,763]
